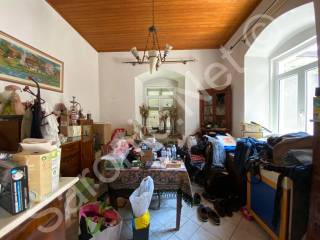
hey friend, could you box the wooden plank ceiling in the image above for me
[47,0,260,52]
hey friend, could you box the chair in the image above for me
[185,142,213,185]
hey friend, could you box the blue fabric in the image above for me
[204,135,226,168]
[233,137,266,206]
[224,146,236,152]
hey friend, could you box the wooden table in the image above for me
[0,177,79,240]
[102,164,193,231]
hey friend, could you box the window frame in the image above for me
[271,37,318,134]
[145,86,176,129]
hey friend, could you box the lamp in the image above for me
[126,0,194,73]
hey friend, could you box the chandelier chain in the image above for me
[152,0,155,26]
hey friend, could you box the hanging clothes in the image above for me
[41,103,61,147]
[204,135,226,168]
[28,78,43,138]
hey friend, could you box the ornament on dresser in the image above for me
[139,104,149,135]
[169,106,178,136]
[159,109,169,134]
[0,85,25,115]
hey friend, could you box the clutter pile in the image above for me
[79,201,122,240]
[0,138,61,215]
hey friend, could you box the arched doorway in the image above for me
[134,69,186,135]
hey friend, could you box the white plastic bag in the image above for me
[129,176,154,218]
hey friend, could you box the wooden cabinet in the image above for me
[60,140,81,177]
[60,138,94,177]
[81,137,95,176]
[199,86,232,134]
[1,196,66,240]
[60,120,95,177]
[0,115,23,152]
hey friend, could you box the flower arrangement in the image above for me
[139,104,149,134]
[139,104,149,119]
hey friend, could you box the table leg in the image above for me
[176,191,182,230]
[157,191,161,209]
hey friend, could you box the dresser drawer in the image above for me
[61,141,80,158]
[60,153,80,177]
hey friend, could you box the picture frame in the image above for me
[0,31,64,92]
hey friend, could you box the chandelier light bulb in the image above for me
[165,44,173,52]
[164,44,173,58]
[130,47,140,60]
[148,50,158,74]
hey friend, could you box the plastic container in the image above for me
[161,148,167,158]
[171,145,177,160]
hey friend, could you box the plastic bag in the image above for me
[129,176,154,218]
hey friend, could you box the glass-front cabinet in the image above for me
[199,86,232,134]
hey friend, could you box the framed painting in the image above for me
[0,31,64,92]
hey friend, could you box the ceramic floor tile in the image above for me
[230,218,270,240]
[190,227,222,240]
[152,209,177,226]
[119,184,268,240]
[181,205,198,218]
[189,211,206,226]
[150,226,175,240]
[221,212,242,226]
[162,213,189,230]
[201,219,237,240]
[175,219,201,240]
[162,199,177,208]
[168,235,182,240]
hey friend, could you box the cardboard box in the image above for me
[12,151,53,202]
[141,150,153,163]
[241,123,262,133]
[60,114,69,127]
[242,131,263,139]
[93,123,112,145]
[60,126,82,138]
[51,148,61,191]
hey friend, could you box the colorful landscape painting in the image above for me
[0,31,63,92]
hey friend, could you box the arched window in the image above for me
[271,37,319,134]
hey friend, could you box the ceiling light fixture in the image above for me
[124,0,194,73]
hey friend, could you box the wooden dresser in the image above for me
[60,139,81,177]
[60,137,95,177]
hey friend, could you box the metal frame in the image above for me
[125,0,195,68]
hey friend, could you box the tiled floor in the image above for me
[119,184,270,240]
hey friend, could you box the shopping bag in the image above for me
[129,176,154,218]
[79,201,122,240]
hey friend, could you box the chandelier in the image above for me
[125,0,194,73]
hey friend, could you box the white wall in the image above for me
[0,0,100,120]
[99,49,222,136]
[244,56,270,127]
[221,0,314,137]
